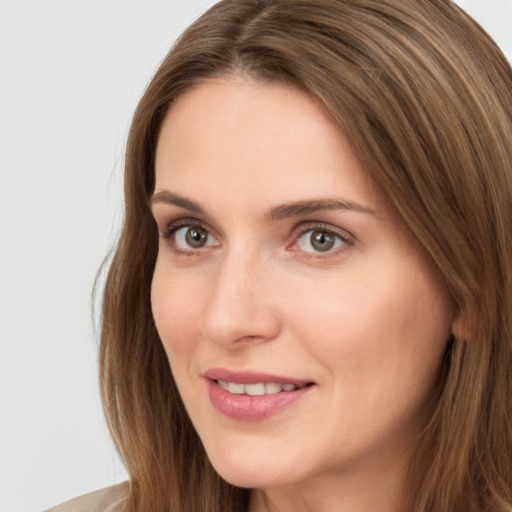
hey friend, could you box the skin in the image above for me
[151,77,458,512]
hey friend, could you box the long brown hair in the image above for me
[99,1,512,510]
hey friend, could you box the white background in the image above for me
[0,1,510,511]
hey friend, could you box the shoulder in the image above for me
[44,481,128,512]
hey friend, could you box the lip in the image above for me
[204,368,312,385]
[204,368,315,421]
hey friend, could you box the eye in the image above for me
[160,218,219,253]
[173,225,217,250]
[296,229,346,253]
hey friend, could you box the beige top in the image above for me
[44,482,128,512]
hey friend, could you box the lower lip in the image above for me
[207,380,313,421]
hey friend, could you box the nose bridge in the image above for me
[200,245,280,347]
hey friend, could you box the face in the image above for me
[151,78,455,492]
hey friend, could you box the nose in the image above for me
[200,250,281,348]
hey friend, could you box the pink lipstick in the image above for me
[204,368,315,421]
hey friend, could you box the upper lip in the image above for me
[203,368,314,385]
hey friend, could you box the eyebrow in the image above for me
[150,190,209,216]
[150,190,376,220]
[266,198,376,220]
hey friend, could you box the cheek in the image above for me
[151,263,204,361]
[286,261,452,391]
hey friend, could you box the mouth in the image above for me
[216,380,311,396]
[204,369,316,421]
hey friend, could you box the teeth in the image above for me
[218,379,229,391]
[217,380,303,395]
[245,383,266,396]
[228,382,245,394]
[265,383,282,394]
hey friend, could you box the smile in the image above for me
[216,380,309,395]
[204,369,315,421]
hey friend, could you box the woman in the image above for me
[48,0,512,510]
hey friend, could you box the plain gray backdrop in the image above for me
[0,1,510,511]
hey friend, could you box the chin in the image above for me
[206,448,302,489]
[214,466,293,490]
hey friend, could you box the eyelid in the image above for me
[159,216,212,235]
[157,216,354,258]
[288,221,355,256]
[159,217,221,253]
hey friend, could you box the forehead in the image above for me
[154,78,382,213]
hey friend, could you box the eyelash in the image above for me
[291,222,353,258]
[160,217,216,256]
[159,218,354,258]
